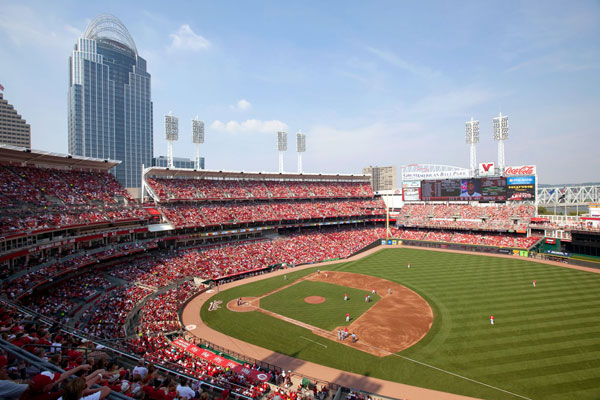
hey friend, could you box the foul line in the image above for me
[299,336,327,348]
[391,353,532,400]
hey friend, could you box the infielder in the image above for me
[490,315,494,325]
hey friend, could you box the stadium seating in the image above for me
[146,177,374,202]
[0,165,149,237]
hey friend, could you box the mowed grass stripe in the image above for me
[203,247,600,399]
[447,329,600,354]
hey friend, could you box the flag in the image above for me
[0,83,4,91]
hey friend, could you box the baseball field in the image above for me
[200,247,600,399]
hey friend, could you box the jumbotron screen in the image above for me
[420,177,512,201]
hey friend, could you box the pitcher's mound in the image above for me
[305,296,326,304]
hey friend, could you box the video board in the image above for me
[506,176,536,201]
[420,176,536,202]
[420,177,508,201]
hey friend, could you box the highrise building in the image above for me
[362,165,397,191]
[0,92,31,148]
[152,155,204,170]
[68,14,152,190]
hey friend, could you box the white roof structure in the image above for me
[84,14,138,55]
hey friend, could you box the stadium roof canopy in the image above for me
[144,167,370,182]
[0,145,120,171]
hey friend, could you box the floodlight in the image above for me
[465,117,479,176]
[277,131,287,173]
[493,112,509,172]
[164,112,179,169]
[192,117,204,170]
[277,131,287,151]
[296,130,306,173]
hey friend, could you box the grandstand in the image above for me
[2,145,598,400]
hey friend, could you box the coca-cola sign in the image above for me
[505,165,536,176]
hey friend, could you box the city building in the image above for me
[152,156,204,169]
[68,14,152,190]
[362,165,397,191]
[0,92,31,148]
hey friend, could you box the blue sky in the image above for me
[0,0,599,184]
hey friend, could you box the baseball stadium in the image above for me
[2,8,600,400]
[1,138,599,400]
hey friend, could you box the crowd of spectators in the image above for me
[0,302,279,399]
[4,241,157,300]
[392,229,541,248]
[158,199,386,228]
[0,165,149,237]
[146,178,374,202]
[397,203,536,232]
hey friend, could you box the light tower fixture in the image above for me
[164,112,179,169]
[465,117,479,176]
[277,131,287,173]
[493,112,508,174]
[296,130,306,173]
[192,117,204,170]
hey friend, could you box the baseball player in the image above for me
[408,262,411,269]
[533,280,536,287]
[346,313,350,322]
[490,315,494,325]
[344,293,348,301]
[365,294,369,302]
[388,288,392,295]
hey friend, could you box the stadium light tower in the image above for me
[192,117,204,170]
[277,131,287,173]
[164,112,179,169]
[493,112,508,174]
[465,117,479,176]
[296,130,306,173]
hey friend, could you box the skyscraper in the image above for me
[68,14,152,191]
[0,92,31,148]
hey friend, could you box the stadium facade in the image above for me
[68,14,153,190]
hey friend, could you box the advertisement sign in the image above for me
[545,238,556,244]
[172,339,271,382]
[505,165,536,176]
[479,162,495,176]
[402,169,470,181]
[507,176,536,201]
[402,187,420,201]
[402,180,421,188]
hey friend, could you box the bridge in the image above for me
[537,185,600,207]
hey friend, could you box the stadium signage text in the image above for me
[402,170,470,181]
[479,162,495,176]
[505,165,536,176]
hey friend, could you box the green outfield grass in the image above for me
[201,248,600,400]
[259,280,380,330]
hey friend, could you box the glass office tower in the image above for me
[68,14,152,189]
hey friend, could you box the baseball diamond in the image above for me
[186,246,600,400]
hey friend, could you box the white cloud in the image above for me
[230,99,252,111]
[211,119,288,134]
[168,24,211,51]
